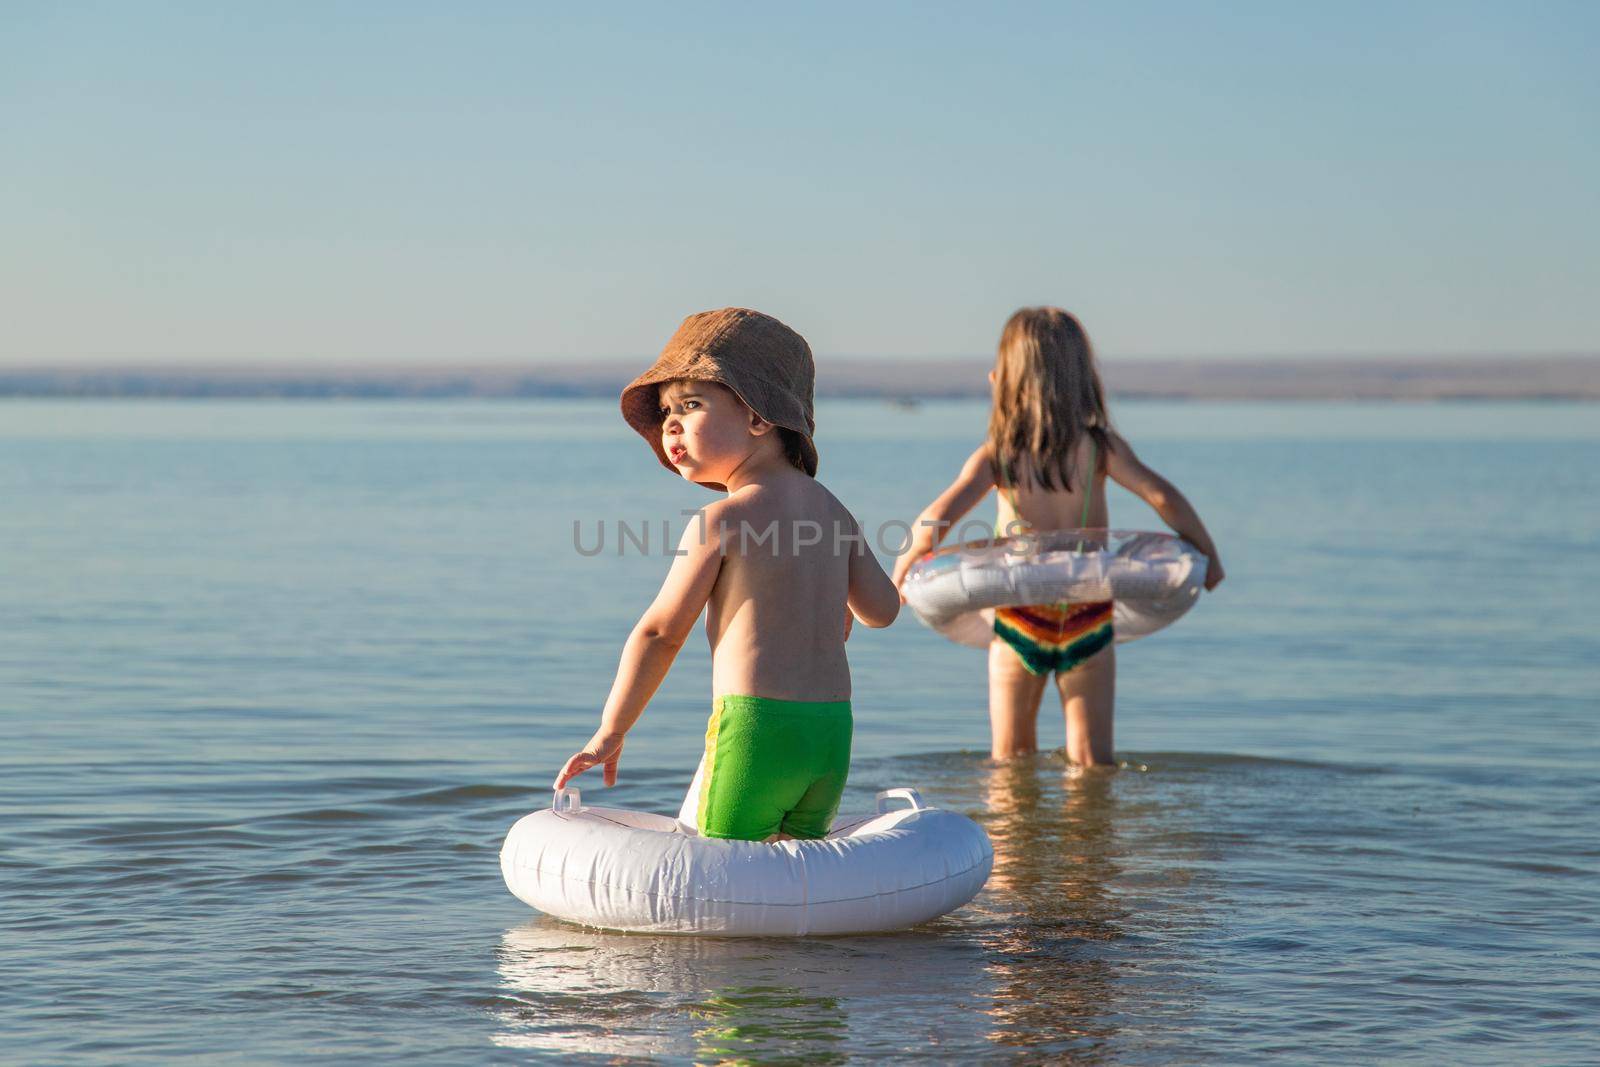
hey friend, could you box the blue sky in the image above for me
[3,1,1596,363]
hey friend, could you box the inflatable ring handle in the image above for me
[551,787,582,814]
[875,788,925,813]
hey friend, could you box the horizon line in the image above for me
[2,350,1597,371]
[3,353,1598,402]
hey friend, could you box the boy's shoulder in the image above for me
[709,475,855,544]
[723,472,850,513]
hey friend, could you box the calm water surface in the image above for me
[3,399,1597,1064]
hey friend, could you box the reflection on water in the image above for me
[978,761,1130,1056]
[689,988,848,1066]
[491,923,860,1061]
[490,916,989,1061]
[491,753,1214,1062]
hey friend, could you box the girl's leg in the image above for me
[988,638,1049,760]
[1057,644,1115,767]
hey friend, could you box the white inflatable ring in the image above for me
[500,786,993,936]
[903,528,1207,648]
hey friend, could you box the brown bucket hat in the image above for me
[620,307,818,490]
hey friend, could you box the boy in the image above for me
[554,308,901,841]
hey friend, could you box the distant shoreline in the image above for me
[2,355,1597,402]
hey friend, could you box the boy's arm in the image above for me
[890,444,995,591]
[845,513,900,628]
[554,509,724,788]
[1104,432,1225,590]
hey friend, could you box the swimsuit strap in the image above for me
[996,453,1019,511]
[995,452,1025,537]
[996,435,1097,534]
[1081,436,1097,528]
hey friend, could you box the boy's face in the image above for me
[658,380,770,486]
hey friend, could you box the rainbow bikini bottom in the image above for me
[993,600,1115,676]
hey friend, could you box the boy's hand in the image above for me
[1205,555,1226,591]
[554,729,625,789]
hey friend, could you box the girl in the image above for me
[891,308,1224,767]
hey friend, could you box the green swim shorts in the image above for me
[696,694,853,841]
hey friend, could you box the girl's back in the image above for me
[993,437,1107,537]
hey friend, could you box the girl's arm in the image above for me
[1104,432,1226,590]
[554,509,725,788]
[890,444,996,592]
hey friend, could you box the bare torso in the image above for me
[993,438,1107,535]
[704,474,854,701]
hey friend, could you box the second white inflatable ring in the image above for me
[902,528,1207,648]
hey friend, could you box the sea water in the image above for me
[2,398,1597,1063]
